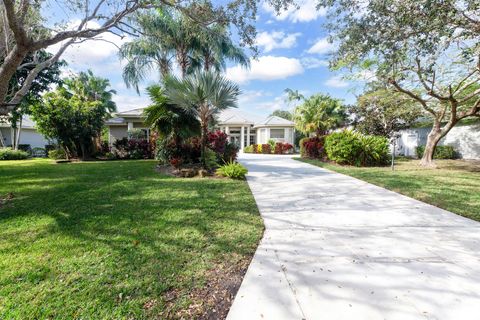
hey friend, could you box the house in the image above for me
[394,122,480,159]
[0,116,50,149]
[105,108,296,150]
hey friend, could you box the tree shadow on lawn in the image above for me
[0,161,263,318]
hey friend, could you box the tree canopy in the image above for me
[350,89,423,138]
[31,71,116,159]
[294,94,347,136]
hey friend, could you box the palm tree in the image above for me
[143,84,199,142]
[120,36,173,93]
[294,94,346,136]
[192,25,250,72]
[284,88,305,104]
[67,70,117,113]
[119,9,198,90]
[164,70,240,166]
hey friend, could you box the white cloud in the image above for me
[46,20,129,71]
[254,94,290,111]
[112,93,152,112]
[262,0,327,23]
[301,57,329,69]
[307,37,335,55]
[256,31,301,53]
[324,76,349,88]
[226,56,304,83]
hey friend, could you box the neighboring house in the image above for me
[105,108,296,150]
[0,116,50,148]
[105,108,151,145]
[395,122,480,159]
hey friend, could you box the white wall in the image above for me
[255,127,294,145]
[0,127,50,148]
[396,123,480,159]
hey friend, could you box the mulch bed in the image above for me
[161,255,252,319]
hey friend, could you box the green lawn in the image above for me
[296,158,480,222]
[0,159,263,319]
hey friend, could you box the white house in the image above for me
[394,122,480,159]
[106,108,296,150]
[0,116,50,148]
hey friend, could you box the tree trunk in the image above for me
[200,122,208,168]
[419,119,454,167]
[80,143,86,161]
[14,116,22,150]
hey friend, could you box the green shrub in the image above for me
[0,148,29,160]
[325,130,389,166]
[48,149,66,160]
[325,131,363,165]
[358,135,390,166]
[256,144,262,153]
[204,148,218,169]
[416,145,456,159]
[244,145,254,153]
[216,161,248,179]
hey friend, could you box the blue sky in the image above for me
[48,0,365,117]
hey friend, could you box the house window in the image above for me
[270,129,285,139]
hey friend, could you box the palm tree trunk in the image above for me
[200,122,208,168]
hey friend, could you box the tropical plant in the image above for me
[144,85,200,143]
[216,161,248,179]
[164,70,240,167]
[294,94,347,136]
[300,137,325,159]
[192,24,250,72]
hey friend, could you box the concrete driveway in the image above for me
[227,153,480,320]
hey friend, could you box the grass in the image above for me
[0,159,263,319]
[296,157,480,222]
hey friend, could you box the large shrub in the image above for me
[300,137,325,159]
[114,138,153,159]
[0,148,29,160]
[416,145,456,159]
[207,130,238,163]
[357,135,390,166]
[325,130,389,166]
[216,161,248,179]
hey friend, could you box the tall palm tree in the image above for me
[67,70,117,113]
[120,36,173,93]
[164,70,240,166]
[192,25,250,72]
[293,94,346,136]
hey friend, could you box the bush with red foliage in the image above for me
[126,139,153,159]
[208,130,228,154]
[300,137,325,159]
[261,144,271,154]
[274,142,294,154]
